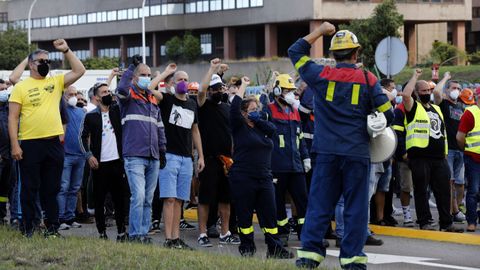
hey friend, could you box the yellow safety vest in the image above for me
[465,105,480,154]
[404,101,448,155]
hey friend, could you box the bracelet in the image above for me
[63,48,70,54]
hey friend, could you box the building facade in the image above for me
[0,0,473,67]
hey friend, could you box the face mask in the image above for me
[175,81,188,95]
[101,95,113,106]
[419,94,431,104]
[390,89,398,98]
[210,92,223,104]
[67,96,78,107]
[283,91,296,105]
[137,76,151,90]
[37,63,50,77]
[0,91,9,102]
[395,95,403,104]
[449,89,460,100]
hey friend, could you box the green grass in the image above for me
[0,227,329,270]
[392,65,480,85]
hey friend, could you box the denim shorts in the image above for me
[447,150,465,185]
[158,153,193,201]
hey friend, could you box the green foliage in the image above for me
[0,27,36,70]
[82,57,119,69]
[339,0,404,68]
[468,51,480,65]
[429,41,467,65]
[165,32,202,63]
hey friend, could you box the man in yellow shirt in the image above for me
[8,39,85,238]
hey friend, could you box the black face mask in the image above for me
[210,92,223,104]
[76,103,85,108]
[37,63,50,77]
[418,94,430,104]
[101,95,113,106]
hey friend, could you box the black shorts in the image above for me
[198,156,230,205]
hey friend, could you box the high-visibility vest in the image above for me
[404,101,448,155]
[465,105,480,154]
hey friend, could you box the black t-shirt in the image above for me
[439,99,465,150]
[198,99,232,157]
[160,94,198,157]
[406,102,445,159]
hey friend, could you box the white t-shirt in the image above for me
[100,111,120,162]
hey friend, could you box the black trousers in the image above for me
[273,172,308,230]
[0,158,12,219]
[229,171,284,254]
[92,159,128,234]
[152,184,163,222]
[409,157,452,228]
[20,138,64,233]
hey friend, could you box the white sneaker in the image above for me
[392,207,403,216]
[59,223,70,230]
[69,221,82,228]
[428,199,437,208]
[453,211,466,223]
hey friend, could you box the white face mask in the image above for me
[390,89,398,97]
[284,91,296,105]
[67,96,78,107]
[449,89,460,100]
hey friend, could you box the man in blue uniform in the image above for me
[289,23,393,270]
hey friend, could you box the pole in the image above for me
[141,0,146,63]
[386,37,391,79]
[27,0,38,45]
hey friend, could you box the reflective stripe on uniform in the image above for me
[466,141,480,148]
[406,134,429,141]
[326,82,335,102]
[351,84,360,105]
[466,131,480,137]
[406,122,430,131]
[295,56,311,70]
[277,218,289,227]
[340,256,368,266]
[392,125,405,132]
[238,226,254,235]
[377,101,392,112]
[0,196,8,203]
[279,135,285,148]
[297,250,324,263]
[298,104,312,114]
[297,218,305,224]
[262,227,278,234]
[303,133,314,139]
[121,114,164,127]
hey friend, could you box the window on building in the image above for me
[151,5,161,16]
[102,11,108,22]
[197,1,209,12]
[186,0,197,13]
[223,0,235,9]
[200,33,212,55]
[59,16,68,26]
[210,0,221,10]
[474,7,480,18]
[78,14,87,24]
[132,8,139,19]
[140,6,150,17]
[50,52,63,60]
[50,17,58,27]
[107,11,117,21]
[45,17,51,27]
[98,48,120,58]
[250,0,263,7]
[118,9,128,20]
[41,18,47,27]
[87,13,96,23]
[127,46,150,57]
[0,12,8,23]
[74,50,91,60]
[236,0,249,8]
[33,18,41,28]
[68,15,77,25]
[160,45,166,56]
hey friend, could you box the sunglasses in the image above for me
[34,59,52,65]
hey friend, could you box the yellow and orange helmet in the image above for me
[460,88,475,105]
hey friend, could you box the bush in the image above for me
[82,57,119,69]
[468,51,480,65]
[430,41,467,65]
[165,36,183,62]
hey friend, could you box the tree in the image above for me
[339,0,404,69]
[183,32,201,63]
[82,57,119,69]
[165,36,183,62]
[0,27,35,70]
[430,41,466,65]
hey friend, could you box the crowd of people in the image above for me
[0,22,479,270]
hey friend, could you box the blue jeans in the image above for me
[299,154,368,268]
[464,155,480,225]
[124,157,159,237]
[447,150,465,185]
[57,154,85,222]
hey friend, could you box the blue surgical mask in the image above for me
[137,76,151,90]
[395,95,403,104]
[0,91,9,102]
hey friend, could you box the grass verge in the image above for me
[0,227,313,270]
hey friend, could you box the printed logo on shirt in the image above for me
[427,111,443,139]
[169,104,194,129]
[449,105,463,121]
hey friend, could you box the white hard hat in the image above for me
[369,127,397,163]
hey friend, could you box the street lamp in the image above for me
[27,0,38,45]
[141,0,146,64]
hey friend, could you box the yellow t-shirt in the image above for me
[9,74,65,140]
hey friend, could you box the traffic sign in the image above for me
[375,37,408,78]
